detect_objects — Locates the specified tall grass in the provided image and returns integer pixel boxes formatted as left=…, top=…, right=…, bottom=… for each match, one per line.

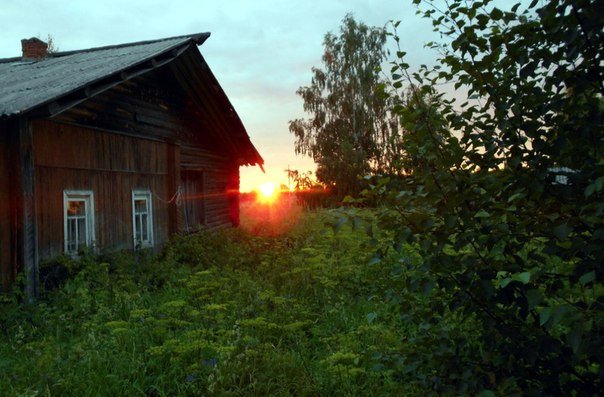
left=0, top=207, right=461, bottom=396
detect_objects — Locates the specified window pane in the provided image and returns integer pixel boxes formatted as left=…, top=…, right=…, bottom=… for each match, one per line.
left=142, top=214, right=148, bottom=241
left=135, top=199, right=146, bottom=214
left=68, top=200, right=85, bottom=216
left=132, top=192, right=152, bottom=248
left=135, top=215, right=142, bottom=242
left=77, top=217, right=87, bottom=248
left=65, top=192, right=93, bottom=254
left=68, top=218, right=77, bottom=252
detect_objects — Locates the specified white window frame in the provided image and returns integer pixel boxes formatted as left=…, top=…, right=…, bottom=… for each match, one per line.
left=132, top=189, right=154, bottom=249
left=63, top=190, right=95, bottom=254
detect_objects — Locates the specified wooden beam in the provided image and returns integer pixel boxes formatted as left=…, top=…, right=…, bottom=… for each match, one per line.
left=0, top=121, right=11, bottom=293
left=10, top=119, right=38, bottom=300
left=166, top=141, right=181, bottom=235
left=45, top=47, right=188, bottom=118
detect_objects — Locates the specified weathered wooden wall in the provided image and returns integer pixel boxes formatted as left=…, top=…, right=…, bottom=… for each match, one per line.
left=0, top=119, right=39, bottom=296
left=1, top=54, right=252, bottom=293
left=55, top=69, right=238, bottom=231
left=43, top=67, right=238, bottom=248
left=33, top=120, right=173, bottom=258
left=1, top=65, right=242, bottom=276
left=0, top=121, right=12, bottom=291
left=55, top=68, right=219, bottom=153
left=181, top=145, right=238, bottom=228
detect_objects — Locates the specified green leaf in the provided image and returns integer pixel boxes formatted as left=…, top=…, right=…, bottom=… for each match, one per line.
left=585, top=183, right=596, bottom=198
left=368, top=256, right=382, bottom=266
left=499, top=277, right=512, bottom=288
left=579, top=271, right=595, bottom=286
left=474, top=210, right=490, bottom=218
left=507, top=192, right=523, bottom=202
left=550, top=305, right=572, bottom=329
left=476, top=14, right=489, bottom=28
left=567, top=326, right=581, bottom=354
left=584, top=177, right=604, bottom=197
left=512, top=271, right=531, bottom=284
left=332, top=216, right=347, bottom=233
left=422, top=279, right=436, bottom=295
left=526, top=289, right=543, bottom=310
left=553, top=223, right=572, bottom=240
left=539, top=307, right=551, bottom=326
left=490, top=8, right=503, bottom=20
left=444, top=215, right=457, bottom=228
left=366, top=312, right=378, bottom=324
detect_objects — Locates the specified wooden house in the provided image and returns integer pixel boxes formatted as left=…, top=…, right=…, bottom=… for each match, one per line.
left=0, top=34, right=263, bottom=296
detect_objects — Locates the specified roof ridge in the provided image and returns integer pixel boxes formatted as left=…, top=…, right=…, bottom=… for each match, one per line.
left=0, top=56, right=24, bottom=64
left=50, top=32, right=210, bottom=58
left=0, top=32, right=210, bottom=62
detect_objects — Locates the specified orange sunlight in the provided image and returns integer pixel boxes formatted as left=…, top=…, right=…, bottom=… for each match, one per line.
left=257, top=182, right=277, bottom=203
left=240, top=186, right=302, bottom=237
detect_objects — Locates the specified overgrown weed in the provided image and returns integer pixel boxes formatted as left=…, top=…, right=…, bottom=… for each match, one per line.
left=0, top=209, right=453, bottom=396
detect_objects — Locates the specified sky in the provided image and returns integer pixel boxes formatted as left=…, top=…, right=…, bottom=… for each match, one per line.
left=0, top=0, right=441, bottom=192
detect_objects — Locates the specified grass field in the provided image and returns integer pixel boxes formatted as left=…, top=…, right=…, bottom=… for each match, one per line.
left=0, top=201, right=473, bottom=396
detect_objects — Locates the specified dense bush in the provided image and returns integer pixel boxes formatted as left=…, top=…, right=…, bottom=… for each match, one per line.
left=350, top=0, right=603, bottom=395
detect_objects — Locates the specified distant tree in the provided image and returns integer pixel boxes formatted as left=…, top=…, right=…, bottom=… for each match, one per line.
left=289, top=14, right=401, bottom=197
left=36, top=34, right=59, bottom=54
left=46, top=34, right=59, bottom=54
left=284, top=168, right=319, bottom=191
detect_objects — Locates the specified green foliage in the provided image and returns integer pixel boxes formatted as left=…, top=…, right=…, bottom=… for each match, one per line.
left=283, top=169, right=333, bottom=209
left=0, top=210, right=452, bottom=396
left=356, top=0, right=603, bottom=394
left=289, top=14, right=404, bottom=197
left=284, top=168, right=317, bottom=191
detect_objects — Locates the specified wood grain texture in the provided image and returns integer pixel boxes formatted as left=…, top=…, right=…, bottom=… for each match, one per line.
left=0, top=41, right=260, bottom=294
left=33, top=120, right=173, bottom=259
left=0, top=121, right=12, bottom=292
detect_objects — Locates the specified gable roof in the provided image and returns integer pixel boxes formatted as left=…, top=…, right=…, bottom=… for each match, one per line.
left=0, top=33, right=210, bottom=117
left=0, top=33, right=263, bottom=167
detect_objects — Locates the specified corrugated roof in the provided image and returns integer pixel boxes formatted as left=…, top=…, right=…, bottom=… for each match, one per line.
left=0, top=33, right=209, bottom=117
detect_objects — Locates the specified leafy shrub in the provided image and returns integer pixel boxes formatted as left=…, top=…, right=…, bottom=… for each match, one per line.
left=353, top=0, right=603, bottom=395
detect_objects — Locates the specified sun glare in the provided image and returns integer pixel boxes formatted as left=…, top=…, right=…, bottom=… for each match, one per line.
left=258, top=182, right=277, bottom=202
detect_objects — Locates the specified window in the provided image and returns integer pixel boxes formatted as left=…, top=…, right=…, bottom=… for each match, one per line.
left=181, top=170, right=205, bottom=232
left=64, top=190, right=95, bottom=254
left=132, top=190, right=153, bottom=248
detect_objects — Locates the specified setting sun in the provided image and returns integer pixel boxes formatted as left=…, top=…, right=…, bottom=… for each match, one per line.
left=258, top=182, right=277, bottom=202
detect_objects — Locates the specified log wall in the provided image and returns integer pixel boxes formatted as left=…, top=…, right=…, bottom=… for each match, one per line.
left=33, top=120, right=173, bottom=258
left=32, top=68, right=239, bottom=260
left=0, top=122, right=12, bottom=291
left=2, top=65, right=242, bottom=280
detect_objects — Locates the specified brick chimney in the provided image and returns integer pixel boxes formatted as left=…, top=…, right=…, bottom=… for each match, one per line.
left=21, top=37, right=48, bottom=60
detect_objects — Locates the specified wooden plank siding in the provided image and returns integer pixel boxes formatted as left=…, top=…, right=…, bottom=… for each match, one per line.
left=0, top=120, right=40, bottom=297
left=17, top=119, right=38, bottom=300
left=0, top=121, right=12, bottom=292
left=55, top=68, right=221, bottom=155
left=32, top=120, right=173, bottom=258
left=1, top=38, right=261, bottom=296
left=28, top=67, right=240, bottom=262
left=181, top=145, right=239, bottom=228
left=70, top=68, right=240, bottom=231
